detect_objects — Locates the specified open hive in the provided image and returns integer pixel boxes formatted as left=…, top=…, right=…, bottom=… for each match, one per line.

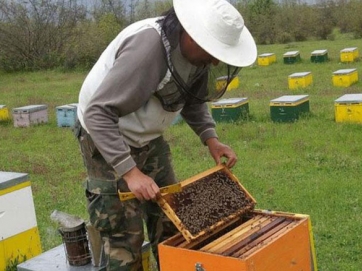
left=158, top=165, right=317, bottom=271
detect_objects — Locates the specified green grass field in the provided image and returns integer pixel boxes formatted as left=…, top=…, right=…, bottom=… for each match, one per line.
left=1, top=37, right=362, bottom=270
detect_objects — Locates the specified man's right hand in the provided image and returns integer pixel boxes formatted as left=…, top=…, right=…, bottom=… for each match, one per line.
left=122, top=167, right=160, bottom=201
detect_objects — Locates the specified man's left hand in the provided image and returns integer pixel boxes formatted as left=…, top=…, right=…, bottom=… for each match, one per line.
left=205, top=137, right=237, bottom=168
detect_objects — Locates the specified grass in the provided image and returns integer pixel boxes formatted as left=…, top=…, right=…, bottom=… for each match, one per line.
left=1, top=37, right=362, bottom=270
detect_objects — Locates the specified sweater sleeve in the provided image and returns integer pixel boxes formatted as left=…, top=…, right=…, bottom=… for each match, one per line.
left=83, top=28, right=168, bottom=177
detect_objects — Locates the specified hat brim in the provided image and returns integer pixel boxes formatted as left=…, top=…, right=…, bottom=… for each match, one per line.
left=174, top=0, right=257, bottom=67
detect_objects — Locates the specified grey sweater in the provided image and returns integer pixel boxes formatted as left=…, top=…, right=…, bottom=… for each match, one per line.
left=78, top=17, right=217, bottom=177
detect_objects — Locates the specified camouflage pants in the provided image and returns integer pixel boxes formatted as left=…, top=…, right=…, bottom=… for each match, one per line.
left=75, top=122, right=178, bottom=271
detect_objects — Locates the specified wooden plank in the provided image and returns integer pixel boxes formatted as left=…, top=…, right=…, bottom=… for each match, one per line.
left=243, top=219, right=312, bottom=271
left=238, top=220, right=298, bottom=259
left=209, top=216, right=275, bottom=254
left=232, top=219, right=292, bottom=257
left=200, top=215, right=263, bottom=251
left=222, top=217, right=286, bottom=256
left=178, top=216, right=242, bottom=250
left=163, top=233, right=186, bottom=247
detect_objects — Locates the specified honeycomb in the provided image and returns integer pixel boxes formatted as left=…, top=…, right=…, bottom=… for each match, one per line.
left=163, top=170, right=255, bottom=236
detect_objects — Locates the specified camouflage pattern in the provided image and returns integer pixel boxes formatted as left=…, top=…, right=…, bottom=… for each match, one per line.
left=75, top=121, right=178, bottom=271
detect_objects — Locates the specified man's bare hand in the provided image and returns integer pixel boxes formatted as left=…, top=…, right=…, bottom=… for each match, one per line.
left=206, top=137, right=237, bottom=168
left=122, top=167, right=159, bottom=201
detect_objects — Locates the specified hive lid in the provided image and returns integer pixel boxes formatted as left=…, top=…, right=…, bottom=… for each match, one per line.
left=289, top=71, right=311, bottom=78
left=335, top=94, right=362, bottom=103
left=270, top=95, right=309, bottom=104
left=311, top=49, right=327, bottom=55
left=12, top=104, right=48, bottom=113
left=259, top=53, right=274, bottom=57
left=340, top=47, right=358, bottom=52
left=283, top=51, right=299, bottom=57
left=157, top=165, right=256, bottom=242
left=333, top=68, right=357, bottom=75
left=56, top=105, right=77, bottom=110
left=0, top=171, right=29, bottom=191
left=211, top=97, right=248, bottom=107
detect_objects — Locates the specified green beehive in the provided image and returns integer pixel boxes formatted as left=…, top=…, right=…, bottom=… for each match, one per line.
left=211, top=97, right=249, bottom=122
left=310, top=49, right=328, bottom=63
left=283, top=51, right=301, bottom=64
left=270, top=95, right=310, bottom=122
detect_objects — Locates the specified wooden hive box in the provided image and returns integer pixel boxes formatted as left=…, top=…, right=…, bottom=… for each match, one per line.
left=0, top=172, right=42, bottom=270
left=340, top=47, right=359, bottom=63
left=310, top=49, right=328, bottom=63
left=0, top=105, right=10, bottom=122
left=283, top=51, right=301, bottom=64
left=56, top=103, right=78, bottom=127
left=270, top=95, right=310, bottom=123
left=288, top=72, right=313, bottom=89
left=334, top=94, right=362, bottom=123
left=12, top=104, right=48, bottom=127
left=211, top=98, right=249, bottom=123
left=215, top=76, right=239, bottom=92
left=158, top=165, right=317, bottom=271
left=257, top=53, right=276, bottom=66
left=332, top=68, right=358, bottom=87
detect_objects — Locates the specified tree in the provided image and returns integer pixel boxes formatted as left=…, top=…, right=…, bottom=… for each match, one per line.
left=244, top=0, right=279, bottom=44
left=0, top=0, right=86, bottom=71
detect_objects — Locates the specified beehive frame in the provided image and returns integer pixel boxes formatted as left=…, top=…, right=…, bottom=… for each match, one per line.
left=157, top=165, right=256, bottom=242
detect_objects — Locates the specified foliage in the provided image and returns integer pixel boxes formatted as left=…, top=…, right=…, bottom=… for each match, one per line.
left=0, top=0, right=87, bottom=71
left=1, top=0, right=362, bottom=72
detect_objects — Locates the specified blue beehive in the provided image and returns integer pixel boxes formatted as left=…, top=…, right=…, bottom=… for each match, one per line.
left=56, top=104, right=78, bottom=127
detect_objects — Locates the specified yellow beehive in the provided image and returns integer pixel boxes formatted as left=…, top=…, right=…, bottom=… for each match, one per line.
left=335, top=94, right=362, bottom=123
left=288, top=72, right=313, bottom=89
left=0, top=105, right=10, bottom=121
left=340, top=47, right=359, bottom=62
left=332, top=68, right=358, bottom=87
left=215, top=76, right=239, bottom=92
left=0, top=172, right=42, bottom=270
left=257, top=53, right=276, bottom=66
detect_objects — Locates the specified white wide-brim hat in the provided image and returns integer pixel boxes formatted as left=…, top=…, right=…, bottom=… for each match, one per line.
left=173, top=0, right=257, bottom=67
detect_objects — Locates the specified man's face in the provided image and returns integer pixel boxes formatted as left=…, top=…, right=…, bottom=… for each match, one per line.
left=180, top=31, right=220, bottom=67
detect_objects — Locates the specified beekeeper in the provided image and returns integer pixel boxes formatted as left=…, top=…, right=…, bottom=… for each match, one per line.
left=75, top=0, right=257, bottom=270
